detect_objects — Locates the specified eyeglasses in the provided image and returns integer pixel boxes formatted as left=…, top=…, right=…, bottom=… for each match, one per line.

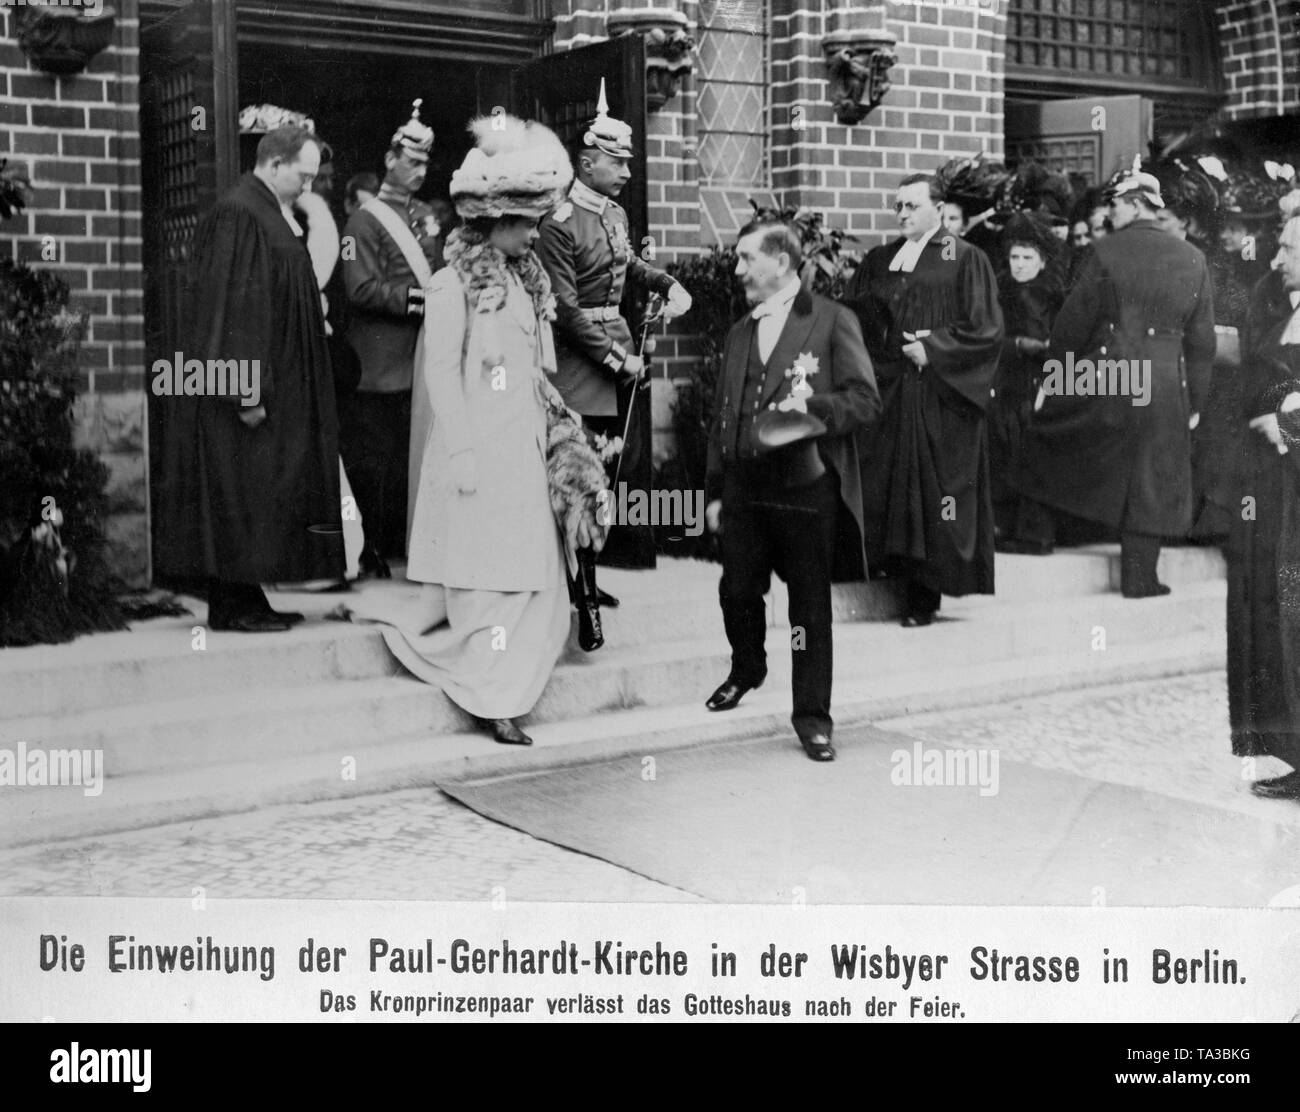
left=894, top=201, right=929, bottom=214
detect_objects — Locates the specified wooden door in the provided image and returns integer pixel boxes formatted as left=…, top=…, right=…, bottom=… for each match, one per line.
left=141, top=0, right=239, bottom=562
left=514, top=36, right=658, bottom=568
left=1005, top=95, right=1154, bottom=186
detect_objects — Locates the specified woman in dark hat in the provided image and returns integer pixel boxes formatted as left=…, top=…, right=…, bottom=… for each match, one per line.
left=989, top=212, right=1065, bottom=542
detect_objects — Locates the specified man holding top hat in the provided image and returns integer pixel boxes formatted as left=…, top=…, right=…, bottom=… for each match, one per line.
left=703, top=218, right=880, bottom=763
left=1011, top=159, right=1216, bottom=597
left=536, top=81, right=692, bottom=644
left=342, top=100, right=445, bottom=578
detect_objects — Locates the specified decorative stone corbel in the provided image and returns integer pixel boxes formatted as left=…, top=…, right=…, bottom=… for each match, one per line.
left=15, top=3, right=118, bottom=77
left=821, top=6, right=897, bottom=126
left=606, top=7, right=696, bottom=113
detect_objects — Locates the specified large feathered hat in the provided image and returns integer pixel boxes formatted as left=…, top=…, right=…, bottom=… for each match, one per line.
left=449, top=114, right=573, bottom=220
left=933, top=151, right=1010, bottom=216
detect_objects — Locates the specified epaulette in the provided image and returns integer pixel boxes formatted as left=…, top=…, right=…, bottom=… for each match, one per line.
left=552, top=201, right=573, bottom=223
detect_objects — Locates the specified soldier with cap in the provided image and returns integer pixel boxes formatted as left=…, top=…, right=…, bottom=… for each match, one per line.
left=1010, top=160, right=1217, bottom=597
left=536, top=82, right=692, bottom=631
left=341, top=99, right=445, bottom=578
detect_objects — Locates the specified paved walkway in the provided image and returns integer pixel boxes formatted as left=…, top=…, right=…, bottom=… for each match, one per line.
left=0, top=672, right=1294, bottom=902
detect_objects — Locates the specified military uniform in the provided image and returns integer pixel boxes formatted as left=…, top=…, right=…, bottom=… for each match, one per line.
left=537, top=177, right=675, bottom=418
left=339, top=103, right=443, bottom=566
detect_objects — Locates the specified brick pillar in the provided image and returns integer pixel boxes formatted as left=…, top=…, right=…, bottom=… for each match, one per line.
left=1, top=0, right=148, bottom=586
left=771, top=0, right=1005, bottom=251
left=1216, top=0, right=1300, bottom=119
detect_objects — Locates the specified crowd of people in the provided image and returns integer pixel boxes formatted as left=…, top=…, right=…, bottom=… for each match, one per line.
left=150, top=93, right=1300, bottom=790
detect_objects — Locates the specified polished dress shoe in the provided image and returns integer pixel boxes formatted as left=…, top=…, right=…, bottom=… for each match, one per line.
left=799, top=734, right=836, bottom=762
left=481, top=717, right=533, bottom=746
left=705, top=679, right=756, bottom=712
left=264, top=608, right=305, bottom=625
left=595, top=587, right=620, bottom=609
left=209, top=612, right=293, bottom=633
left=1250, top=770, right=1300, bottom=799
left=900, top=612, right=935, bottom=628
left=1121, top=582, right=1171, bottom=599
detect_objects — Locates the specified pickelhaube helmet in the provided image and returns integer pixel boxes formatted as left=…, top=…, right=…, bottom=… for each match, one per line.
left=391, top=99, right=434, bottom=158
left=582, top=79, right=634, bottom=160
left=1104, top=155, right=1165, bottom=209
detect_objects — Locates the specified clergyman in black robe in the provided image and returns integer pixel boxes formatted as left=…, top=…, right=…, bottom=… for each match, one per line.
left=844, top=173, right=1003, bottom=626
left=1228, top=214, right=1300, bottom=800
left=154, top=127, right=343, bottom=631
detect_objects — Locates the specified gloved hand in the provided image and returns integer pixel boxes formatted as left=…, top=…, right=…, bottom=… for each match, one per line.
left=663, top=281, right=692, bottom=321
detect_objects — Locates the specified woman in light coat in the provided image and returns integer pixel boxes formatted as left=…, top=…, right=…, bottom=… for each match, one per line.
left=345, top=115, right=605, bottom=745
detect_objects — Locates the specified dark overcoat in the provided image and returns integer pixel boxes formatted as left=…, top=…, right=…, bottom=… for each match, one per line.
left=706, top=288, right=881, bottom=581
left=1227, top=270, right=1300, bottom=769
left=1017, top=219, right=1216, bottom=535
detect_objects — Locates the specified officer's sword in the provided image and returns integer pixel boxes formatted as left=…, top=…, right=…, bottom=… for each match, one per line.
left=611, top=292, right=666, bottom=492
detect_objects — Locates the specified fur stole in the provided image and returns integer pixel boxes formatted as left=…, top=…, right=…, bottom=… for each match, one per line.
left=444, top=225, right=557, bottom=322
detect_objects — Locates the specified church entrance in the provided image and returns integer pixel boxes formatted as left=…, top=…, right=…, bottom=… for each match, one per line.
left=140, top=0, right=659, bottom=570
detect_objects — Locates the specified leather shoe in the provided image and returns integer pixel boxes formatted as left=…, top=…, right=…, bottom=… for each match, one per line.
left=265, top=609, right=305, bottom=625
left=210, top=613, right=293, bottom=633
left=482, top=717, right=533, bottom=746
left=595, top=587, right=620, bottom=609
left=799, top=734, right=836, bottom=762
left=1250, top=770, right=1300, bottom=799
left=901, top=612, right=935, bottom=628
left=706, top=679, right=756, bottom=712
left=1122, top=583, right=1172, bottom=599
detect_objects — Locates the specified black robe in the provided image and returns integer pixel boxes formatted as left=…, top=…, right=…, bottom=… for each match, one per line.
left=1228, top=272, right=1300, bottom=769
left=844, top=233, right=1003, bottom=596
left=154, top=174, right=343, bottom=584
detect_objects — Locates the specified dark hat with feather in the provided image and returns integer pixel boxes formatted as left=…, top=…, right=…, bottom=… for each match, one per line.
left=933, top=151, right=1011, bottom=217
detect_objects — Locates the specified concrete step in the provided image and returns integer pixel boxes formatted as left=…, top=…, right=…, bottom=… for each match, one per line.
left=0, top=630, right=1225, bottom=849
left=0, top=547, right=1222, bottom=722
left=0, top=581, right=1225, bottom=780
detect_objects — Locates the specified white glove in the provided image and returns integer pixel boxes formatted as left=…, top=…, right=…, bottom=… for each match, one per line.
left=663, top=282, right=692, bottom=320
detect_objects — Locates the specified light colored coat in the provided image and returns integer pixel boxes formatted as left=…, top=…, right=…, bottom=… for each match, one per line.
left=406, top=266, right=562, bottom=591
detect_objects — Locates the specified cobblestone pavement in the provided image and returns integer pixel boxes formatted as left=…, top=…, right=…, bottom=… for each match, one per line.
left=877, top=670, right=1300, bottom=828
left=0, top=671, right=1294, bottom=901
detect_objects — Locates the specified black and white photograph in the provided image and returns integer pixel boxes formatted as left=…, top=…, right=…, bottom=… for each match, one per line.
left=2, top=0, right=1300, bottom=1041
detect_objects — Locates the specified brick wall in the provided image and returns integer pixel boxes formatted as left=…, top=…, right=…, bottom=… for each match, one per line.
left=770, top=0, right=1005, bottom=247
left=1215, top=0, right=1300, bottom=119
left=0, top=0, right=148, bottom=586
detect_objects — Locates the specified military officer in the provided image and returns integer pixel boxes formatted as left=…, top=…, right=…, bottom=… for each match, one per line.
left=536, top=82, right=691, bottom=625
left=341, top=100, right=445, bottom=578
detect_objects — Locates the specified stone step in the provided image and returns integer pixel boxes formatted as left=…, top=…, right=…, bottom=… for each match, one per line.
left=0, top=631, right=1226, bottom=849
left=0, top=547, right=1223, bottom=722
left=0, top=581, right=1225, bottom=781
